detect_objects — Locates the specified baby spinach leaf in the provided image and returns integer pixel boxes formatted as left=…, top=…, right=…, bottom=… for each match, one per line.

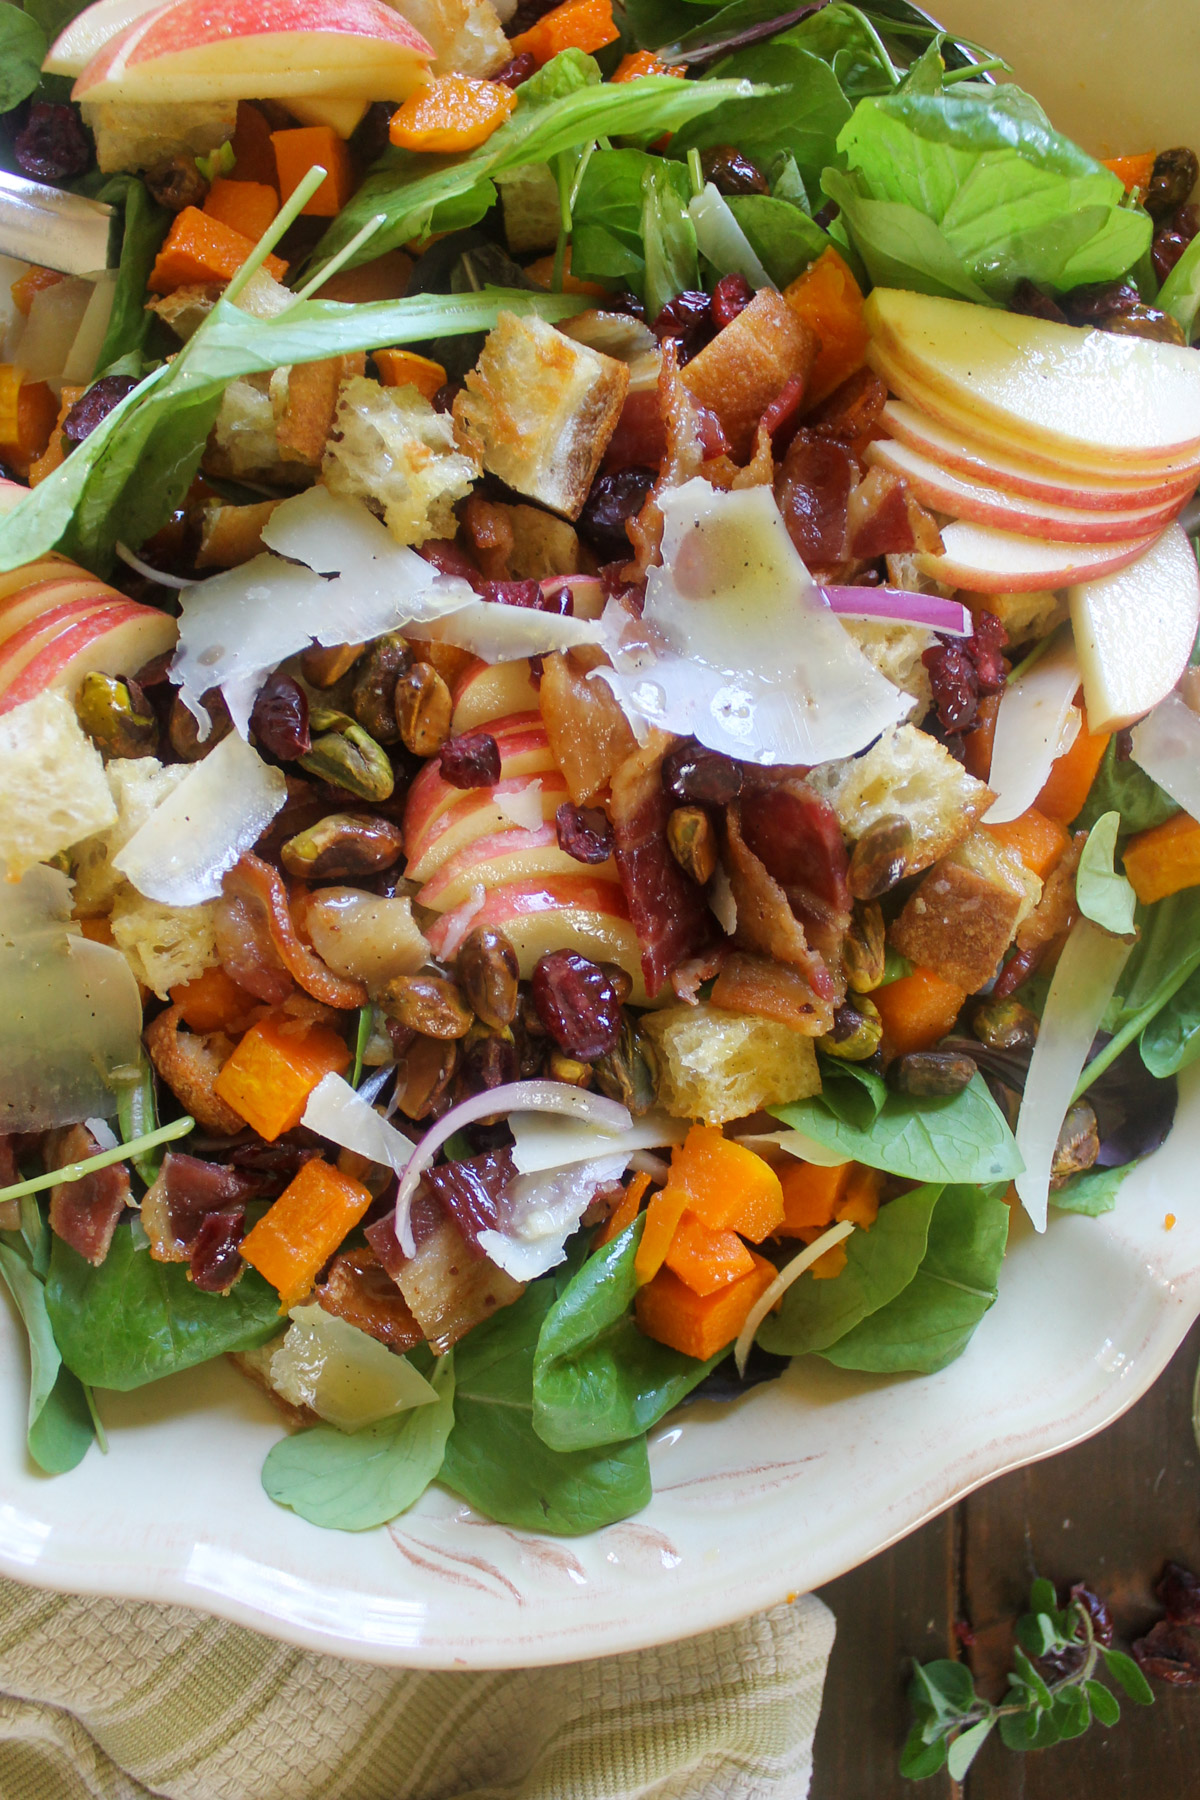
left=1141, top=963, right=1200, bottom=1077
left=821, top=165, right=986, bottom=300
left=26, top=1368, right=95, bottom=1475
left=46, top=1224, right=281, bottom=1390
left=262, top=1353, right=455, bottom=1531
left=93, top=177, right=171, bottom=375
left=1076, top=737, right=1178, bottom=836
left=439, top=1282, right=651, bottom=1534
left=771, top=1074, right=1022, bottom=1183
left=533, top=1218, right=720, bottom=1451
left=784, top=4, right=899, bottom=100
left=1115, top=889, right=1200, bottom=1032
left=756, top=1182, right=943, bottom=1355
left=727, top=193, right=832, bottom=284
left=0, top=5, right=48, bottom=113
left=0, top=1239, right=94, bottom=1473
left=674, top=43, right=851, bottom=197
left=1050, top=1163, right=1131, bottom=1216
left=1158, top=229, right=1200, bottom=340
left=571, top=148, right=665, bottom=290
left=642, top=160, right=700, bottom=318
left=821, top=1182, right=1010, bottom=1373
left=1076, top=811, right=1137, bottom=937
left=815, top=1056, right=888, bottom=1128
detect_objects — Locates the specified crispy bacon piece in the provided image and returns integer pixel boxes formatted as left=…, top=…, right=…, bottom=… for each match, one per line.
left=144, top=1004, right=245, bottom=1135
left=141, top=1151, right=259, bottom=1261
left=461, top=493, right=515, bottom=581
left=774, top=433, right=855, bottom=565
left=670, top=943, right=728, bottom=1004
left=423, top=1146, right=514, bottom=1252
left=45, top=1124, right=130, bottom=1266
left=538, top=648, right=638, bottom=805
left=189, top=1209, right=246, bottom=1293
left=221, top=854, right=367, bottom=1009
left=603, top=386, right=729, bottom=474
left=722, top=805, right=840, bottom=1015
left=315, top=1245, right=423, bottom=1350
left=393, top=1211, right=523, bottom=1353
left=609, top=732, right=717, bottom=997
left=846, top=466, right=943, bottom=562
left=710, top=950, right=832, bottom=1033
left=737, top=780, right=851, bottom=968
left=807, top=367, right=888, bottom=443
left=625, top=341, right=710, bottom=579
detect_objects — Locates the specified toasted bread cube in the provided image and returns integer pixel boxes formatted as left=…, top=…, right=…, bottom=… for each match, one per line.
left=388, top=0, right=509, bottom=75
left=325, top=376, right=482, bottom=544
left=681, top=290, right=816, bottom=458
left=196, top=498, right=283, bottom=569
left=806, top=724, right=994, bottom=876
left=277, top=354, right=366, bottom=467
left=840, top=619, right=934, bottom=719
left=110, top=890, right=219, bottom=998
left=642, top=1002, right=821, bottom=1126
left=453, top=312, right=629, bottom=520
left=889, top=831, right=1042, bottom=992
left=72, top=757, right=190, bottom=914
left=82, top=99, right=235, bottom=175
left=0, top=690, right=116, bottom=878
left=963, top=588, right=1067, bottom=642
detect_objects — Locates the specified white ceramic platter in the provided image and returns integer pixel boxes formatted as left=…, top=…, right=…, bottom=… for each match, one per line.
left=2, top=1065, right=1197, bottom=1668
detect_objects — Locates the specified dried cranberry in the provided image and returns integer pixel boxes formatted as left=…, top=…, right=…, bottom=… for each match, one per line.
left=1132, top=1619, right=1200, bottom=1685
left=557, top=800, right=613, bottom=864
left=416, top=535, right=482, bottom=586
left=1063, top=280, right=1142, bottom=325
left=923, top=640, right=979, bottom=733
left=650, top=289, right=715, bottom=364
left=579, top=467, right=656, bottom=559
left=532, top=950, right=622, bottom=1060
left=189, top=1208, right=245, bottom=1292
left=1115, top=726, right=1134, bottom=761
left=700, top=145, right=769, bottom=197
left=458, top=1031, right=520, bottom=1097
left=711, top=272, right=753, bottom=330
left=250, top=672, right=311, bottom=759
left=431, top=382, right=460, bottom=415
left=662, top=739, right=743, bottom=806
left=145, top=154, right=207, bottom=213
left=439, top=731, right=500, bottom=788
left=969, top=610, right=1008, bottom=693
left=1152, top=203, right=1200, bottom=283
left=13, top=103, right=90, bottom=184
left=493, top=50, right=536, bottom=87
left=1071, top=1584, right=1114, bottom=1646
left=506, top=0, right=559, bottom=33
left=1158, top=1562, right=1200, bottom=1625
left=604, top=290, right=646, bottom=320
left=63, top=376, right=140, bottom=445
left=811, top=201, right=839, bottom=231
left=1008, top=279, right=1068, bottom=323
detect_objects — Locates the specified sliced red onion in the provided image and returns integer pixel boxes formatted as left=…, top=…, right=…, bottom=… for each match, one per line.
left=733, top=1220, right=856, bottom=1375
left=541, top=574, right=605, bottom=620
left=1131, top=688, right=1200, bottom=818
left=821, top=586, right=972, bottom=636
left=392, top=1081, right=632, bottom=1256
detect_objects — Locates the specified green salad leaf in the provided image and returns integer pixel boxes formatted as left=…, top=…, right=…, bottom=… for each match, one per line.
left=1075, top=889, right=1200, bottom=1096
left=571, top=148, right=667, bottom=292
left=46, top=1224, right=281, bottom=1390
left=1049, top=1164, right=1132, bottom=1216
left=93, top=176, right=170, bottom=375
left=0, top=1235, right=94, bottom=1473
left=1075, top=811, right=1137, bottom=937
left=673, top=42, right=852, bottom=197
left=0, top=4, right=49, bottom=113
left=771, top=1073, right=1022, bottom=1183
left=1158, top=229, right=1200, bottom=341
left=642, top=159, right=700, bottom=317
left=1140, top=963, right=1200, bottom=1077
left=262, top=1351, right=455, bottom=1531
left=821, top=1183, right=1010, bottom=1373
left=727, top=193, right=834, bottom=284
left=756, top=1182, right=943, bottom=1355
left=533, top=1217, right=721, bottom=1452
left=1075, top=737, right=1179, bottom=835
left=439, top=1282, right=651, bottom=1534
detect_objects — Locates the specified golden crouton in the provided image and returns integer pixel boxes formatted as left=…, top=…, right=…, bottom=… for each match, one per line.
left=806, top=724, right=994, bottom=876
left=196, top=499, right=283, bottom=569
left=681, top=290, right=816, bottom=458
left=277, top=354, right=366, bottom=466
left=889, top=831, right=1042, bottom=992
left=642, top=1002, right=822, bottom=1125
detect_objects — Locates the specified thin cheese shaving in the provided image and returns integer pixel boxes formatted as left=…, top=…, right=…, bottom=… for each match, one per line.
left=733, top=1219, right=857, bottom=1375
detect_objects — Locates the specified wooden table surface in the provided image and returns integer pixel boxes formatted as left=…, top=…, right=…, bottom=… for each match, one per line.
left=811, top=1315, right=1200, bottom=1798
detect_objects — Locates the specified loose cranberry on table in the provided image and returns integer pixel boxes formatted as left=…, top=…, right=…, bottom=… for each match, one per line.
left=532, top=950, right=622, bottom=1060
left=439, top=731, right=500, bottom=788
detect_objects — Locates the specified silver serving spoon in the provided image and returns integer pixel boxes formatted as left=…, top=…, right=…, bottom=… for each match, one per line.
left=0, top=169, right=113, bottom=275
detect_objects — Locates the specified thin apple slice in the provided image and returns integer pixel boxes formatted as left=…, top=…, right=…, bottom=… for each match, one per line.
left=403, top=724, right=556, bottom=852
left=44, top=0, right=161, bottom=75
left=287, top=93, right=368, bottom=138
left=417, top=823, right=616, bottom=911
left=0, top=574, right=125, bottom=646
left=407, top=774, right=568, bottom=883
left=915, top=522, right=1159, bottom=593
left=0, top=559, right=81, bottom=607
left=0, top=602, right=177, bottom=713
left=450, top=657, right=540, bottom=733
left=425, top=874, right=649, bottom=1006
left=1069, top=526, right=1200, bottom=732
left=880, top=400, right=1200, bottom=511
left=866, top=288, right=1200, bottom=467
left=73, top=0, right=434, bottom=105
left=865, top=437, right=1184, bottom=543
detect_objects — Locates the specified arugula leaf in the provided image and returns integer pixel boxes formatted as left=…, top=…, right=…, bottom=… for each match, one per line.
left=642, top=160, right=700, bottom=317
left=1076, top=736, right=1179, bottom=835
left=0, top=5, right=48, bottom=112
left=1140, top=963, right=1200, bottom=1077
left=727, top=193, right=833, bottom=284
left=756, top=1182, right=943, bottom=1355
left=1158, top=229, right=1200, bottom=340
left=0, top=1239, right=94, bottom=1473
left=439, top=1282, right=651, bottom=1533
left=571, top=148, right=665, bottom=291
left=262, top=1352, right=455, bottom=1531
left=673, top=43, right=852, bottom=197
left=533, top=1217, right=720, bottom=1451
left=1075, top=811, right=1137, bottom=937
left=307, top=53, right=761, bottom=275
left=1049, top=1163, right=1132, bottom=1216
left=831, top=85, right=1150, bottom=301
left=46, top=1223, right=281, bottom=1390
left=93, top=177, right=171, bottom=375
left=771, top=1073, right=1022, bottom=1183
left=821, top=1182, right=1010, bottom=1373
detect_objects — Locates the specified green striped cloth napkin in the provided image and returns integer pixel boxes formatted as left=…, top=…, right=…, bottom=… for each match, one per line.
left=0, top=1575, right=834, bottom=1800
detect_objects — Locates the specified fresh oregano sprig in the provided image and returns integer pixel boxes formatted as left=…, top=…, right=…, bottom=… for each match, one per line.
left=901, top=1578, right=1154, bottom=1781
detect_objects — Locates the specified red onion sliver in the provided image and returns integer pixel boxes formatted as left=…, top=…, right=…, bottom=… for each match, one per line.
left=541, top=574, right=606, bottom=620
left=821, top=586, right=972, bottom=637
left=392, top=1081, right=632, bottom=1256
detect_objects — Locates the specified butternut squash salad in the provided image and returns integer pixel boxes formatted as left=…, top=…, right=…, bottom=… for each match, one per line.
left=1, top=0, right=1199, bottom=1533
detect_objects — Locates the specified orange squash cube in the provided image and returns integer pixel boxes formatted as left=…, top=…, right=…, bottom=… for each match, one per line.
left=632, top=1183, right=689, bottom=1285
left=782, top=248, right=869, bottom=407
left=1123, top=811, right=1200, bottom=905
left=664, top=1211, right=755, bottom=1297
left=240, top=1157, right=373, bottom=1309
left=213, top=1016, right=351, bottom=1141
left=871, top=967, right=966, bottom=1057
left=666, top=1124, right=785, bottom=1241
left=374, top=348, right=447, bottom=400
left=389, top=75, right=517, bottom=155
left=270, top=126, right=354, bottom=217
left=778, top=1160, right=850, bottom=1235
left=983, top=806, right=1070, bottom=880
left=169, top=965, right=256, bottom=1033
left=635, top=1252, right=777, bottom=1361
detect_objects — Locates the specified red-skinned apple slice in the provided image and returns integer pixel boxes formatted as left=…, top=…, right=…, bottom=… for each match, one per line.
left=45, top=0, right=161, bottom=75
left=72, top=0, right=434, bottom=106
left=450, top=657, right=540, bottom=734
left=865, top=436, right=1185, bottom=543
left=0, top=559, right=82, bottom=608
left=403, top=724, right=556, bottom=853
left=416, top=823, right=617, bottom=912
left=0, top=574, right=128, bottom=645
left=406, top=775, right=567, bottom=883
left=880, top=400, right=1200, bottom=511
left=1069, top=525, right=1200, bottom=732
left=914, top=522, right=1159, bottom=593
left=865, top=289, right=1200, bottom=468
left=425, top=875, right=649, bottom=1006
left=0, top=602, right=177, bottom=713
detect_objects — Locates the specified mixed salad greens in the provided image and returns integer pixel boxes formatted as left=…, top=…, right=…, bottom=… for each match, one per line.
left=0, top=0, right=1199, bottom=1538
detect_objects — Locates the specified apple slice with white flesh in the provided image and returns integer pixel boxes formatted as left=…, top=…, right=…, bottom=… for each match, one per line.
left=865, top=436, right=1185, bottom=543
left=450, top=657, right=540, bottom=733
left=915, top=522, right=1159, bottom=594
left=44, top=0, right=161, bottom=75
left=865, top=289, right=1200, bottom=470
left=406, top=774, right=568, bottom=884
left=880, top=400, right=1200, bottom=511
left=416, top=823, right=617, bottom=912
left=425, top=875, right=649, bottom=1007
left=71, top=0, right=434, bottom=106
left=0, top=573, right=128, bottom=644
left=0, top=600, right=177, bottom=714
left=1069, top=525, right=1200, bottom=733
left=403, top=721, right=557, bottom=855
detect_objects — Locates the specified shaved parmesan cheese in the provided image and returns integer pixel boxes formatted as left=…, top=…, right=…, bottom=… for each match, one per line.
left=709, top=862, right=737, bottom=935
left=602, top=481, right=909, bottom=764
left=113, top=733, right=287, bottom=906
left=478, top=1153, right=629, bottom=1281
left=733, top=1128, right=850, bottom=1167
left=270, top=1304, right=436, bottom=1429
left=408, top=600, right=606, bottom=664
left=1131, top=689, right=1200, bottom=819
left=985, top=634, right=1082, bottom=824
left=733, top=1220, right=856, bottom=1374
left=0, top=864, right=142, bottom=1131
left=172, top=488, right=474, bottom=733
left=509, top=1106, right=687, bottom=1176
left=494, top=783, right=546, bottom=831
left=303, top=1073, right=415, bottom=1177
left=688, top=184, right=774, bottom=290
